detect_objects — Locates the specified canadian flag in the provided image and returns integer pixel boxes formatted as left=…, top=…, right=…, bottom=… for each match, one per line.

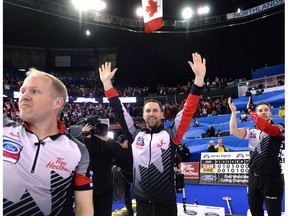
left=142, top=0, right=163, bottom=33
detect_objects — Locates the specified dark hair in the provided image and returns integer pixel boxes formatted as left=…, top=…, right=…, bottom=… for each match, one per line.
left=143, top=99, right=162, bottom=110
left=255, top=102, right=271, bottom=111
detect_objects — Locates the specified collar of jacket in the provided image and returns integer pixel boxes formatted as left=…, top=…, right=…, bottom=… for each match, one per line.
left=141, top=124, right=164, bottom=134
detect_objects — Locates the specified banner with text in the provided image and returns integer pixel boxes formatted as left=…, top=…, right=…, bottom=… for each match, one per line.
left=179, top=162, right=199, bottom=179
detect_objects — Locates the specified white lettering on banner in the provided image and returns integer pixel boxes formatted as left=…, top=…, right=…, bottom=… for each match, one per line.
left=226, top=0, right=284, bottom=20
left=180, top=162, right=200, bottom=179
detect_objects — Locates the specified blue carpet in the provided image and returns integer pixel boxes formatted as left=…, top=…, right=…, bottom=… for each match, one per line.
left=112, top=184, right=285, bottom=215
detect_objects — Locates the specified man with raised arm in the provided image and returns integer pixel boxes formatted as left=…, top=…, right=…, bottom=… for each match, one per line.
left=228, top=97, right=284, bottom=216
left=99, top=52, right=206, bottom=216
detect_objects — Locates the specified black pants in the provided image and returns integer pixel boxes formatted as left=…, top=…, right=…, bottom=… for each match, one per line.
left=248, top=173, right=283, bottom=216
left=93, top=191, right=113, bottom=216
left=124, top=182, right=133, bottom=214
left=136, top=200, right=177, bottom=216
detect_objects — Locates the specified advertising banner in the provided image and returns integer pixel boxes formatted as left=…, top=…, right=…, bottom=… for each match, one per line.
left=177, top=203, right=225, bottom=216
left=179, top=162, right=199, bottom=179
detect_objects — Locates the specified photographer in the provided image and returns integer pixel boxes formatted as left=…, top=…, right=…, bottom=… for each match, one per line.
left=112, top=134, right=134, bottom=216
left=81, top=120, right=128, bottom=216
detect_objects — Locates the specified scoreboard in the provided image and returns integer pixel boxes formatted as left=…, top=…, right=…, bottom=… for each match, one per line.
left=199, top=151, right=285, bottom=185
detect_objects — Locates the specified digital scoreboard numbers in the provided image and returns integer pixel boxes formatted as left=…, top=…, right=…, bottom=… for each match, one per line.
left=215, top=158, right=249, bottom=174
left=199, top=151, right=285, bottom=185
left=200, top=152, right=251, bottom=185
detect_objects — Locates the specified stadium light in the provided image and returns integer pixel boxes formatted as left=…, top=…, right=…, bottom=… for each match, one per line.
left=197, top=6, right=210, bottom=15
left=136, top=7, right=144, bottom=17
left=72, top=0, right=106, bottom=11
left=86, top=30, right=91, bottom=36
left=182, top=7, right=193, bottom=19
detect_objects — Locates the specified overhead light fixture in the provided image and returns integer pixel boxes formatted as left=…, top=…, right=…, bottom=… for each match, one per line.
left=182, top=7, right=193, bottom=19
left=72, top=0, right=106, bottom=12
left=136, top=7, right=144, bottom=17
left=197, top=6, right=210, bottom=15
left=86, top=30, right=91, bottom=36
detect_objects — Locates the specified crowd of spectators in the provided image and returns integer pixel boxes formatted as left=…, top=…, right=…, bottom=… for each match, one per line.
left=4, top=72, right=244, bottom=96
left=3, top=72, right=245, bottom=129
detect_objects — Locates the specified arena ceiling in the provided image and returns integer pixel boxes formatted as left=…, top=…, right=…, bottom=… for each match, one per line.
left=3, top=0, right=284, bottom=88
left=3, top=0, right=282, bottom=48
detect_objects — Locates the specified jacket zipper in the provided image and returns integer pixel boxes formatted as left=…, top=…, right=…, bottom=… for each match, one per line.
left=148, top=133, right=153, bottom=199
left=31, top=141, right=45, bottom=173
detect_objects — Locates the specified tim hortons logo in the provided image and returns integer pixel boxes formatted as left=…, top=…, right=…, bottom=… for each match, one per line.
left=181, top=164, right=198, bottom=176
left=46, top=157, right=71, bottom=173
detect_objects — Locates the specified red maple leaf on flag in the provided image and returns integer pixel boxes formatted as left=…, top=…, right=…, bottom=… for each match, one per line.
left=145, top=0, right=158, bottom=17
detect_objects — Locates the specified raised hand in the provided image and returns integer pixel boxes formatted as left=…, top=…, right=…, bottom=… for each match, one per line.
left=188, top=52, right=206, bottom=87
left=228, top=97, right=237, bottom=113
left=99, top=62, right=118, bottom=84
left=99, top=62, right=118, bottom=90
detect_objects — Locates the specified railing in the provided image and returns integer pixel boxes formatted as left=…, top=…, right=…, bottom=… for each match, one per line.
left=238, top=74, right=284, bottom=96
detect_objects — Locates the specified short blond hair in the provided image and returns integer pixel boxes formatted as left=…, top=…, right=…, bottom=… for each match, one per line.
left=26, top=68, right=68, bottom=111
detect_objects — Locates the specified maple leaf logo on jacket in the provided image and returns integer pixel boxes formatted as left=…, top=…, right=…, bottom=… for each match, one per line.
left=145, top=0, right=158, bottom=17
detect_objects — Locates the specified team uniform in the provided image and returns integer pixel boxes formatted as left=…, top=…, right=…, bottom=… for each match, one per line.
left=243, top=111, right=285, bottom=216
left=3, top=120, right=93, bottom=216
left=105, top=85, right=202, bottom=215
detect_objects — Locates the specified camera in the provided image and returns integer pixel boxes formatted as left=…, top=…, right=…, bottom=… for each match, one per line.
left=69, top=116, right=109, bottom=138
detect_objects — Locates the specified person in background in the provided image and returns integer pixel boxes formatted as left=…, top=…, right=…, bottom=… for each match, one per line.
left=278, top=105, right=285, bottom=118
left=207, top=140, right=216, bottom=152
left=206, top=125, right=216, bottom=137
left=181, top=144, right=191, bottom=162
left=81, top=121, right=128, bottom=216
left=215, top=138, right=229, bottom=152
left=215, top=130, right=222, bottom=137
left=114, top=134, right=134, bottom=216
left=3, top=68, right=93, bottom=216
left=228, top=97, right=284, bottom=216
left=99, top=52, right=206, bottom=216
left=240, top=110, right=248, bottom=122
left=193, top=118, right=199, bottom=127
left=246, top=89, right=252, bottom=96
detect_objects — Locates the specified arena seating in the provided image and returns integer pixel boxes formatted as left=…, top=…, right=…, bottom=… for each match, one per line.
left=164, top=89, right=285, bottom=162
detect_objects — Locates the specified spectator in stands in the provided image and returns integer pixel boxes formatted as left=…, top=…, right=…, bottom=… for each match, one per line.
left=193, top=118, right=199, bottom=127
left=207, top=140, right=216, bottom=152
left=215, top=138, right=229, bottom=152
left=277, top=80, right=284, bottom=86
left=201, top=106, right=208, bottom=117
left=278, top=105, right=285, bottom=118
left=240, top=110, right=248, bottom=122
left=228, top=97, right=284, bottom=216
left=215, top=130, right=222, bottom=137
left=256, top=88, right=264, bottom=95
left=245, top=89, right=252, bottom=96
left=181, top=144, right=191, bottom=162
left=99, top=52, right=206, bottom=216
left=206, top=126, right=216, bottom=137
